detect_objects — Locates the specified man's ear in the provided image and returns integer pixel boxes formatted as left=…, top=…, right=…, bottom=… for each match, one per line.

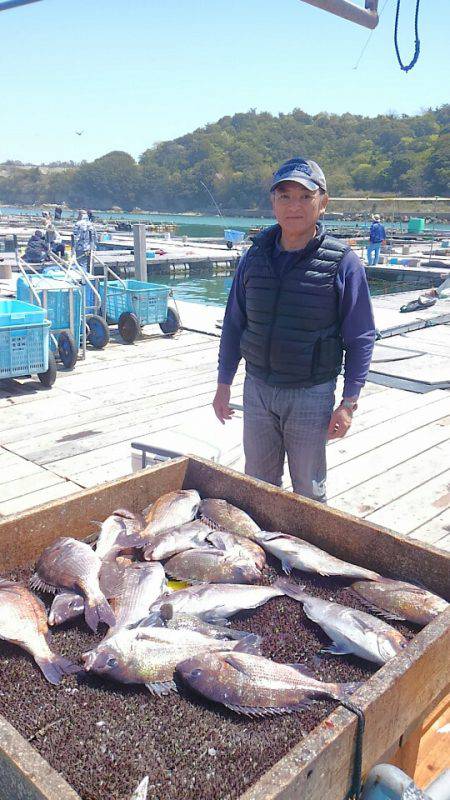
left=319, top=192, right=329, bottom=216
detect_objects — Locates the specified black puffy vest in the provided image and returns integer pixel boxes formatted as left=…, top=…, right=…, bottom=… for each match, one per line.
left=240, top=224, right=349, bottom=388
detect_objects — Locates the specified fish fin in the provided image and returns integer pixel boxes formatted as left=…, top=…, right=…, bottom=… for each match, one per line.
left=35, top=654, right=81, bottom=685
left=84, top=598, right=115, bottom=633
left=222, top=655, right=251, bottom=674
left=281, top=558, right=293, bottom=575
left=98, top=557, right=128, bottom=599
left=351, top=593, right=407, bottom=622
left=29, top=574, right=58, bottom=594
left=130, top=775, right=149, bottom=800
left=145, top=680, right=177, bottom=697
left=232, top=633, right=261, bottom=654
left=224, top=700, right=311, bottom=717
left=222, top=626, right=251, bottom=641
left=273, top=578, right=308, bottom=602
left=286, top=663, right=316, bottom=678
left=320, top=643, right=352, bottom=656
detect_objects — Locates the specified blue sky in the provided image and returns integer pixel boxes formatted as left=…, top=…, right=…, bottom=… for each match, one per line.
left=1, top=0, right=448, bottom=163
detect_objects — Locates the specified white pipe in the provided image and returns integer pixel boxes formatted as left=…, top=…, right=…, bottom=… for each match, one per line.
left=298, top=0, right=378, bottom=29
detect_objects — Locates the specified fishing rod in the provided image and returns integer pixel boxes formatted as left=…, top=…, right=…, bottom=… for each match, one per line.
left=200, top=180, right=224, bottom=219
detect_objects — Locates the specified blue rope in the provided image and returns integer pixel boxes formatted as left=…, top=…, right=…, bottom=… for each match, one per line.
left=394, top=0, right=421, bottom=72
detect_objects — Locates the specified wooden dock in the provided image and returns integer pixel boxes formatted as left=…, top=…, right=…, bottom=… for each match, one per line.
left=0, top=293, right=449, bottom=555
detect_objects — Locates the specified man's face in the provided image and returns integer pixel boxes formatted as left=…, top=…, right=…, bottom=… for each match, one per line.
left=271, top=181, right=328, bottom=237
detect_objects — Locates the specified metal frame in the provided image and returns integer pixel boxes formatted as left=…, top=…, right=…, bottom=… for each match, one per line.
left=298, top=0, right=379, bottom=29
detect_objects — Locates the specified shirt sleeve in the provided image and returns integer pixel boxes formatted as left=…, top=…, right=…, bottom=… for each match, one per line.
left=217, top=252, right=248, bottom=385
left=336, top=250, right=376, bottom=399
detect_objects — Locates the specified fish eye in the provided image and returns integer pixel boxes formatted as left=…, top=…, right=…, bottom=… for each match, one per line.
left=190, top=669, right=202, bottom=679
left=106, top=657, right=118, bottom=668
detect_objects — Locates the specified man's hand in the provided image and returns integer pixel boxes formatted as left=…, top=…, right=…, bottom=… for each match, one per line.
left=327, top=404, right=353, bottom=440
left=213, top=383, right=235, bottom=425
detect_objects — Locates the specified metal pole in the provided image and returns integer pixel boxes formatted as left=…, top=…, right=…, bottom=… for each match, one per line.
left=133, top=224, right=147, bottom=282
left=298, top=0, right=378, bottom=29
left=428, top=197, right=438, bottom=262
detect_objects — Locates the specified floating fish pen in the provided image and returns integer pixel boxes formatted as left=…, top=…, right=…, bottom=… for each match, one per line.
left=0, top=457, right=448, bottom=800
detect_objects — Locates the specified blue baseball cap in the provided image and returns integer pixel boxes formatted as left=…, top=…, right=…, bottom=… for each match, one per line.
left=271, top=158, right=327, bottom=193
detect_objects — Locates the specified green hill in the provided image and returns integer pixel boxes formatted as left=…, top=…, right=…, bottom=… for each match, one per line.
left=1, top=106, right=448, bottom=212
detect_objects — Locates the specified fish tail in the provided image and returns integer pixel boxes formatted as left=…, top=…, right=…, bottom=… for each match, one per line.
left=274, top=577, right=309, bottom=603
left=233, top=633, right=261, bottom=654
left=84, top=596, right=116, bottom=633
left=334, top=681, right=363, bottom=701
left=35, top=653, right=80, bottom=685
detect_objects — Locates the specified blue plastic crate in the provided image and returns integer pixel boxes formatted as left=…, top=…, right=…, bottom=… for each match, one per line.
left=105, top=280, right=168, bottom=325
left=0, top=323, right=51, bottom=378
left=224, top=229, right=245, bottom=244
left=0, top=299, right=46, bottom=328
left=16, top=275, right=83, bottom=348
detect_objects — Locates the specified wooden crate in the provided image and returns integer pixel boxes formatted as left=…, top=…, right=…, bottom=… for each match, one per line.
left=0, top=456, right=448, bottom=800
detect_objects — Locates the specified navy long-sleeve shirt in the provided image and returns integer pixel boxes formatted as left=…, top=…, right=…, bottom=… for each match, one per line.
left=218, top=232, right=376, bottom=399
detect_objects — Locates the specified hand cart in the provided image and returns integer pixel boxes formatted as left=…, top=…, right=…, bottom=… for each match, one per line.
left=0, top=298, right=56, bottom=387
left=15, top=254, right=82, bottom=370
left=92, top=252, right=181, bottom=344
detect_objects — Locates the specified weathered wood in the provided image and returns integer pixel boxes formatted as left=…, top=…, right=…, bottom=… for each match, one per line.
left=367, top=469, right=450, bottom=534
left=329, top=432, right=450, bottom=509
left=0, top=714, right=79, bottom=800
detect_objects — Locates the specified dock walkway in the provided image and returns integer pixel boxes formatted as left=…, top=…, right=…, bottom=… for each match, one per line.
left=0, top=292, right=449, bottom=553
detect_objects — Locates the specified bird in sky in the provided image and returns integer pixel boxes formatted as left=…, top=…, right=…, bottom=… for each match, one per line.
left=75, top=130, right=84, bottom=136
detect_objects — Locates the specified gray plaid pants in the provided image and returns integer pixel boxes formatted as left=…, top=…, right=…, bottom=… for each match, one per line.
left=243, top=374, right=336, bottom=502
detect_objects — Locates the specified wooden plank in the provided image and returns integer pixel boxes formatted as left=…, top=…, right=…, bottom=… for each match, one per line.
left=72, top=457, right=132, bottom=488
left=328, top=432, right=450, bottom=511
left=366, top=469, right=450, bottom=535
left=327, top=397, right=450, bottom=468
left=433, top=532, right=450, bottom=553
left=414, top=698, right=450, bottom=788
left=0, top=472, right=65, bottom=505
left=0, top=481, right=82, bottom=518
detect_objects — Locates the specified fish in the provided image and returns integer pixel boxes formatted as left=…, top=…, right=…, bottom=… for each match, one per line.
left=82, top=624, right=259, bottom=695
left=199, top=498, right=261, bottom=540
left=149, top=602, right=250, bottom=641
left=351, top=578, right=449, bottom=626
left=94, top=509, right=145, bottom=560
left=30, top=537, right=116, bottom=633
left=207, top=530, right=266, bottom=571
left=0, top=580, right=79, bottom=684
left=141, top=490, right=201, bottom=540
left=143, top=520, right=212, bottom=561
left=163, top=547, right=262, bottom=584
left=253, top=532, right=380, bottom=581
left=147, top=582, right=285, bottom=623
left=177, top=650, right=361, bottom=717
left=48, top=591, right=85, bottom=626
left=277, top=579, right=407, bottom=665
left=107, top=562, right=167, bottom=634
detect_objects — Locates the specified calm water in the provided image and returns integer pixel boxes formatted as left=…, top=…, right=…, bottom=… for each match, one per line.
left=1, top=205, right=449, bottom=239
left=149, top=273, right=435, bottom=307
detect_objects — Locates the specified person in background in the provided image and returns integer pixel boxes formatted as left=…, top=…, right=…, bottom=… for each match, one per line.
left=73, top=210, right=98, bottom=270
left=424, top=273, right=450, bottom=300
left=87, top=209, right=95, bottom=222
left=45, top=220, right=65, bottom=259
left=23, top=230, right=49, bottom=264
left=54, top=206, right=63, bottom=222
left=213, top=157, right=376, bottom=503
left=367, top=214, right=386, bottom=266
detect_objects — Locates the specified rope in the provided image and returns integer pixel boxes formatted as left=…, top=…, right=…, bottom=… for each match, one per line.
left=394, top=0, right=421, bottom=72
left=339, top=699, right=366, bottom=799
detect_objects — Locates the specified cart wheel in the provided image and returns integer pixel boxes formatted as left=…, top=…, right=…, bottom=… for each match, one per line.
left=226, top=241, right=233, bottom=249
left=58, top=331, right=78, bottom=369
left=159, top=307, right=181, bottom=337
left=87, top=314, right=110, bottom=349
left=118, top=311, right=140, bottom=343
left=38, top=352, right=57, bottom=387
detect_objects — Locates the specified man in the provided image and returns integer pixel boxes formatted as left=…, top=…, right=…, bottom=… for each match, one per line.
left=367, top=214, right=386, bottom=266
left=23, top=229, right=49, bottom=264
left=213, top=157, right=376, bottom=502
left=73, top=210, right=98, bottom=270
